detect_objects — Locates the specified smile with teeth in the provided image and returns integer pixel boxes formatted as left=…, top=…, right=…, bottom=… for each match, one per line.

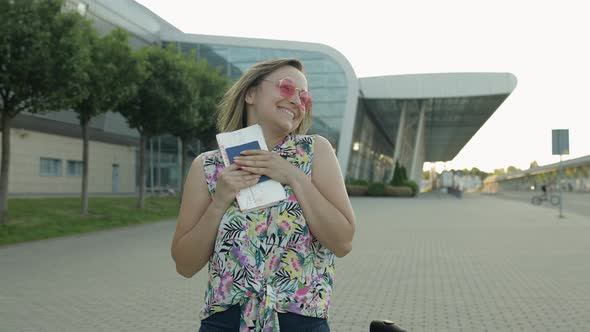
left=278, top=106, right=295, bottom=119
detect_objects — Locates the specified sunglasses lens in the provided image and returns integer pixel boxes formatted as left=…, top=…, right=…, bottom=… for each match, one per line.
left=277, top=78, right=312, bottom=112
left=300, top=91, right=312, bottom=112
left=279, top=79, right=296, bottom=98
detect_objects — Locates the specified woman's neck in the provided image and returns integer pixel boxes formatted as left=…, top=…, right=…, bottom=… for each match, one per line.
left=262, top=128, right=289, bottom=150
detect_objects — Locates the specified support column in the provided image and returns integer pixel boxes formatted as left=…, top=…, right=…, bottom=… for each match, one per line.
left=390, top=103, right=407, bottom=181
left=410, top=102, right=426, bottom=182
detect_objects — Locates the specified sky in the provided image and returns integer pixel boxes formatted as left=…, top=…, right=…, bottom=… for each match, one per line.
left=136, top=0, right=589, bottom=173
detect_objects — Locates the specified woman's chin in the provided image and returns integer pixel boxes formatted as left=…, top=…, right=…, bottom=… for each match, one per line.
left=270, top=118, right=296, bottom=133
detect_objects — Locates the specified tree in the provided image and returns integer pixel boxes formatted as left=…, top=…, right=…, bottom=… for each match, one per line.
left=0, top=0, right=92, bottom=224
left=167, top=58, right=228, bottom=199
left=466, top=167, right=489, bottom=180
left=399, top=165, right=408, bottom=181
left=71, top=28, right=138, bottom=215
left=493, top=168, right=506, bottom=176
left=117, top=45, right=196, bottom=209
left=390, top=162, right=408, bottom=186
left=529, top=160, right=539, bottom=169
left=506, top=166, right=521, bottom=174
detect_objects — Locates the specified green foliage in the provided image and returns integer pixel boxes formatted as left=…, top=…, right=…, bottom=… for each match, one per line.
left=117, top=44, right=196, bottom=137
left=167, top=57, right=229, bottom=149
left=390, top=162, right=408, bottom=186
left=400, top=166, right=407, bottom=181
left=1, top=0, right=102, bottom=223
left=506, top=166, right=521, bottom=174
left=493, top=168, right=506, bottom=175
left=348, top=179, right=369, bottom=186
left=0, top=197, right=180, bottom=246
left=402, top=180, right=419, bottom=197
left=72, top=28, right=139, bottom=123
left=0, top=0, right=92, bottom=116
left=368, top=182, right=386, bottom=196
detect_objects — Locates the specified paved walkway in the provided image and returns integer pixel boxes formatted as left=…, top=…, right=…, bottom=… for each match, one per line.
left=1, top=194, right=589, bottom=331
left=490, top=190, right=590, bottom=218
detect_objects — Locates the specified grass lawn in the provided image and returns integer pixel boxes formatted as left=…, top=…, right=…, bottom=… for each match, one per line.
left=0, top=196, right=180, bottom=246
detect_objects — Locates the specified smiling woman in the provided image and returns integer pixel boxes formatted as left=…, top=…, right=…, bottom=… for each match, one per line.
left=171, top=58, right=356, bottom=332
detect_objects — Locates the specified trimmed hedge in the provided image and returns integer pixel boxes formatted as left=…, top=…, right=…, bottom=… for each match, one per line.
left=384, top=185, right=413, bottom=197
left=345, top=179, right=416, bottom=197
left=349, top=179, right=369, bottom=186
left=402, top=180, right=419, bottom=197
left=346, top=184, right=369, bottom=196
left=368, top=182, right=386, bottom=196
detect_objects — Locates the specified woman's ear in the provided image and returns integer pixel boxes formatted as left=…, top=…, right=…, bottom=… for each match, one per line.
left=245, top=86, right=256, bottom=105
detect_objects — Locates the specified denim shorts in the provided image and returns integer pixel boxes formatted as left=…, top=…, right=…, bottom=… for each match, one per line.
left=199, top=305, right=330, bottom=332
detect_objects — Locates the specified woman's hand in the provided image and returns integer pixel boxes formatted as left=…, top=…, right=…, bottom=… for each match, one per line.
left=213, top=163, right=261, bottom=210
left=233, top=150, right=304, bottom=186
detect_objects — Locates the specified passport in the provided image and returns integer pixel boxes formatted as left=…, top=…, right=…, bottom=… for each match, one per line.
left=225, top=141, right=270, bottom=183
left=216, top=124, right=287, bottom=212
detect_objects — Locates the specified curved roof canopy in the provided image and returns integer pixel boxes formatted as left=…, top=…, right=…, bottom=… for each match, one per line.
left=359, top=73, right=517, bottom=161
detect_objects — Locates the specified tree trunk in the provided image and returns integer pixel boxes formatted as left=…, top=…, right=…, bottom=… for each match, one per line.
left=0, top=113, right=12, bottom=225
left=80, top=119, right=89, bottom=215
left=137, top=134, right=147, bottom=209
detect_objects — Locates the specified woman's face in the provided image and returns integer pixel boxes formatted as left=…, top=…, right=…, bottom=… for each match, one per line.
left=246, top=66, right=309, bottom=134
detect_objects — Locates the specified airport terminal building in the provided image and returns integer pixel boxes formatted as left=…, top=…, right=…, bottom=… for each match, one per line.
left=4, top=0, right=517, bottom=196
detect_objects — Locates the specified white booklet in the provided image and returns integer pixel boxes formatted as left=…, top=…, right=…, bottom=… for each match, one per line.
left=216, top=124, right=287, bottom=212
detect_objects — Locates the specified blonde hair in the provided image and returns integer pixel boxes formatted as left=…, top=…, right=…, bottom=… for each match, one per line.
left=217, top=58, right=312, bottom=134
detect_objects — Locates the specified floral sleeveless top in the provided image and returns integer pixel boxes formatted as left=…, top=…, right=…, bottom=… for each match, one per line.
left=199, top=133, right=335, bottom=332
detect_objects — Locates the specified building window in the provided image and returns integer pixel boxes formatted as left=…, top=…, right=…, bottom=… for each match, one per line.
left=40, top=158, right=62, bottom=177
left=67, top=160, right=84, bottom=177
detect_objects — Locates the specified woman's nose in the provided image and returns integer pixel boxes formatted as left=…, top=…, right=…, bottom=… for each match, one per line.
left=288, top=93, right=302, bottom=108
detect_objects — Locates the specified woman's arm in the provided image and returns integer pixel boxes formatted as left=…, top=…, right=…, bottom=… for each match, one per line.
left=287, top=135, right=356, bottom=257
left=171, top=155, right=224, bottom=278
left=171, top=156, right=261, bottom=278
left=234, top=136, right=356, bottom=257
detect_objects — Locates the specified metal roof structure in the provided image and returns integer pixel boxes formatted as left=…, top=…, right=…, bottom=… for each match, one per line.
left=359, top=73, right=517, bottom=162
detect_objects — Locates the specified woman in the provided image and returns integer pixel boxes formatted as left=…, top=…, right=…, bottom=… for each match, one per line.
left=171, top=58, right=356, bottom=331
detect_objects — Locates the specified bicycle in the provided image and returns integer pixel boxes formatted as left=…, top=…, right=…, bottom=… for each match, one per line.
left=531, top=193, right=560, bottom=206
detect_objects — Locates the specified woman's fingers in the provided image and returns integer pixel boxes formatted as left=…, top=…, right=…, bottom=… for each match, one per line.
left=237, top=166, right=265, bottom=175
left=233, top=174, right=261, bottom=190
left=225, top=169, right=253, bottom=177
left=222, top=163, right=254, bottom=177
left=224, top=163, right=241, bottom=171
left=233, top=159, right=265, bottom=168
left=240, top=174, right=260, bottom=181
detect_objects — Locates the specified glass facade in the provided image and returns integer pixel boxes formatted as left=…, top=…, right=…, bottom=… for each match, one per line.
left=346, top=99, right=395, bottom=183
left=168, top=42, right=348, bottom=148
left=69, top=0, right=356, bottom=192
left=134, top=135, right=183, bottom=191
left=140, top=41, right=351, bottom=190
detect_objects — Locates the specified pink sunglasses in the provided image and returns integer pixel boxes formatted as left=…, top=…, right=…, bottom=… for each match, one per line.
left=263, top=77, right=313, bottom=112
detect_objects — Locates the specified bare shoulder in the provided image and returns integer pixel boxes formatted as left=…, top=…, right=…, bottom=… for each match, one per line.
left=172, top=153, right=212, bottom=250
left=311, top=134, right=338, bottom=168
left=310, top=134, right=356, bottom=225
left=311, top=134, right=342, bottom=184
left=184, top=153, right=211, bottom=199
